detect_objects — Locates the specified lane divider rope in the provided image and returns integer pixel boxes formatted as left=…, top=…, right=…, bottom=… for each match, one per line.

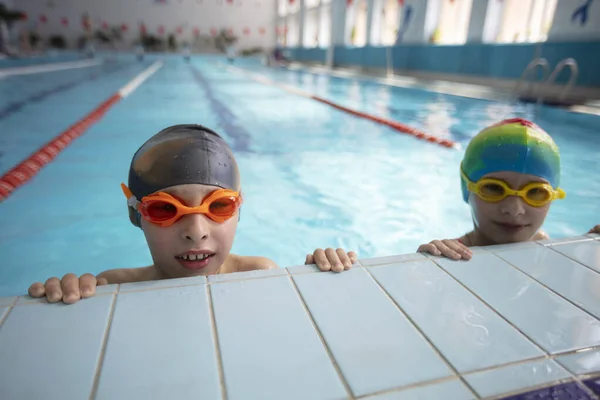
left=0, top=58, right=103, bottom=79
left=0, top=61, right=133, bottom=121
left=226, top=65, right=458, bottom=150
left=0, top=60, right=164, bottom=203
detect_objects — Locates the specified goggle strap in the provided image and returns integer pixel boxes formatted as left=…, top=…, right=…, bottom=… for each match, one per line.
left=121, top=183, right=140, bottom=209
left=127, top=195, right=140, bottom=209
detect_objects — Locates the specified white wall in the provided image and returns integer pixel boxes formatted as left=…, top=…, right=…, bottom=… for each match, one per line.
left=548, top=0, right=600, bottom=41
left=13, top=0, right=276, bottom=50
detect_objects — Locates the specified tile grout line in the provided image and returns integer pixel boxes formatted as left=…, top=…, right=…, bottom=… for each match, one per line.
left=2, top=263, right=427, bottom=302
left=118, top=282, right=207, bottom=294
left=483, top=378, right=593, bottom=400
left=114, top=263, right=414, bottom=293
left=429, top=257, right=552, bottom=360
left=207, top=272, right=291, bottom=285
left=490, top=251, right=600, bottom=321
left=426, top=258, right=600, bottom=398
left=539, top=237, right=595, bottom=246
left=359, top=257, right=429, bottom=268
left=88, top=288, right=119, bottom=400
left=285, top=269, right=356, bottom=399
left=0, top=296, right=18, bottom=329
left=357, top=343, right=600, bottom=400
left=480, top=240, right=545, bottom=253
left=572, top=377, right=600, bottom=399
left=546, top=345, right=600, bottom=400
left=546, top=245, right=600, bottom=276
left=14, top=291, right=118, bottom=306
left=459, top=343, right=600, bottom=377
left=356, top=376, right=463, bottom=399
left=361, top=267, right=481, bottom=399
left=206, top=284, right=228, bottom=400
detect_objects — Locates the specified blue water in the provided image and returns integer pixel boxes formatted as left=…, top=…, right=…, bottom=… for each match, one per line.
left=0, top=53, right=598, bottom=296
left=0, top=51, right=85, bottom=68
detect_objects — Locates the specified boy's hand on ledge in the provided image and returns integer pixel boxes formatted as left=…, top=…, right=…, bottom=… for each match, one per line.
left=588, top=224, right=600, bottom=234
left=305, top=248, right=357, bottom=273
left=28, top=273, right=108, bottom=304
left=418, top=239, right=472, bottom=261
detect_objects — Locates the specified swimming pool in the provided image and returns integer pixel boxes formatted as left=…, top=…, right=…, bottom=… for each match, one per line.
left=0, top=53, right=598, bottom=296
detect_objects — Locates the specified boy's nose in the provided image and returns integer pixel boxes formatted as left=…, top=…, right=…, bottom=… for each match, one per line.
left=499, top=195, right=526, bottom=216
left=179, top=213, right=210, bottom=242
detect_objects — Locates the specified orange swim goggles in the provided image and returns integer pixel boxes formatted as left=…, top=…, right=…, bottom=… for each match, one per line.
left=121, top=183, right=243, bottom=227
left=461, top=170, right=566, bottom=207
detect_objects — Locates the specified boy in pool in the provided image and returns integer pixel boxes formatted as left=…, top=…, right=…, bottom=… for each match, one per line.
left=28, top=125, right=356, bottom=304
left=417, top=118, right=600, bottom=260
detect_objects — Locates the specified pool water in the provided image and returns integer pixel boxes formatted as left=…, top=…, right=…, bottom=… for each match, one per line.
left=0, top=53, right=598, bottom=296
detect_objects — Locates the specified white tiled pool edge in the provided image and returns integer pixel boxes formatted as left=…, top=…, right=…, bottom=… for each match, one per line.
left=0, top=234, right=599, bottom=400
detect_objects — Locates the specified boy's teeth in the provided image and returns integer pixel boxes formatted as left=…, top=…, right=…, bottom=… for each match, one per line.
left=181, top=254, right=211, bottom=261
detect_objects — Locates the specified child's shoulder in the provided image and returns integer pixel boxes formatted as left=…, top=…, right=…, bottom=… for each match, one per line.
left=223, top=254, right=279, bottom=274
left=97, top=265, right=158, bottom=284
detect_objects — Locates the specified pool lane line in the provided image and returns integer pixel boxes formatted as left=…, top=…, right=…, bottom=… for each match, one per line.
left=0, top=61, right=136, bottom=121
left=188, top=64, right=252, bottom=153
left=225, top=65, right=459, bottom=150
left=0, top=60, right=164, bottom=203
left=0, top=58, right=103, bottom=79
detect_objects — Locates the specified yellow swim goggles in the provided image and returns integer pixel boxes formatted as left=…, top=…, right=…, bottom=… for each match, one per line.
left=461, top=169, right=566, bottom=207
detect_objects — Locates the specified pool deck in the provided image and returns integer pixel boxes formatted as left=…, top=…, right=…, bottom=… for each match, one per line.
left=0, top=235, right=599, bottom=400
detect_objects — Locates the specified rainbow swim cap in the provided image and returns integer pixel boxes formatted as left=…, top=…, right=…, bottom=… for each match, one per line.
left=460, top=118, right=561, bottom=203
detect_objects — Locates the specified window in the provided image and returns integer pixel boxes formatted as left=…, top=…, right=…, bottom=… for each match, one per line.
left=278, top=0, right=287, bottom=17
left=276, top=22, right=287, bottom=46
left=381, top=0, right=400, bottom=45
left=286, top=14, right=300, bottom=46
left=497, top=0, right=557, bottom=42
left=346, top=0, right=368, bottom=47
left=288, top=0, right=300, bottom=15
left=303, top=8, right=320, bottom=47
left=435, top=0, right=473, bottom=44
left=319, top=4, right=331, bottom=47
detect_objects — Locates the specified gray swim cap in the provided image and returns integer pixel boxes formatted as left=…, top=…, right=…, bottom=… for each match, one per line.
left=126, top=124, right=240, bottom=227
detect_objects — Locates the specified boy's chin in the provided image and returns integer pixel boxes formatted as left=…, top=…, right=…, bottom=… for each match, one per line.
left=493, top=229, right=535, bottom=244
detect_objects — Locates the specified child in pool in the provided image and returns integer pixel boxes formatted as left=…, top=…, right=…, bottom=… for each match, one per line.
left=28, top=125, right=356, bottom=304
left=417, top=118, right=600, bottom=260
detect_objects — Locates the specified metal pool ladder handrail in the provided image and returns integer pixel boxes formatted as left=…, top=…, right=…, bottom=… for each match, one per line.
left=513, top=57, right=551, bottom=103
left=514, top=58, right=579, bottom=104
left=545, top=58, right=579, bottom=101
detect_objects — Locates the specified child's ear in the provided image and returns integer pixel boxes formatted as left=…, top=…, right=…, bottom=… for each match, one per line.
left=128, top=207, right=142, bottom=228
left=238, top=189, right=243, bottom=221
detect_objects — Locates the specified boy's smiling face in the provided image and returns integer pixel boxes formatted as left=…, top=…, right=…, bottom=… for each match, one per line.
left=140, top=183, right=239, bottom=278
left=469, top=171, right=552, bottom=244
